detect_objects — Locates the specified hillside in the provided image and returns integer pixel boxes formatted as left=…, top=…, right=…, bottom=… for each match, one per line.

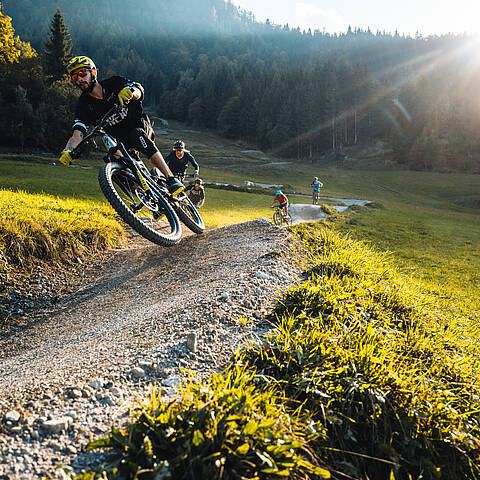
left=3, top=1, right=480, bottom=170
left=0, top=216, right=479, bottom=478
left=0, top=111, right=479, bottom=477
left=2, top=0, right=253, bottom=44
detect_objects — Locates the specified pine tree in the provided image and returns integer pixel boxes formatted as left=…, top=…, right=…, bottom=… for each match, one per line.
left=44, top=8, right=72, bottom=81
left=217, top=96, right=242, bottom=138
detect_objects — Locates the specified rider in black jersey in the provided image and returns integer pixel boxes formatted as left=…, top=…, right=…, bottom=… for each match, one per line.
left=165, top=140, right=199, bottom=181
left=185, top=178, right=205, bottom=208
left=59, top=56, right=184, bottom=195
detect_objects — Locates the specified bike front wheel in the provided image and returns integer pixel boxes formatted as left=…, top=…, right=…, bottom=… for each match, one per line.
left=273, top=210, right=283, bottom=226
left=99, top=162, right=182, bottom=247
left=172, top=193, right=205, bottom=234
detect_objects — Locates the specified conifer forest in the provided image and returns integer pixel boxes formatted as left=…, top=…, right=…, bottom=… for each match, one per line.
left=1, top=0, right=480, bottom=172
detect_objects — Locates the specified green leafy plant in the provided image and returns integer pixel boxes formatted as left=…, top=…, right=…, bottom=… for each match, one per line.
left=77, top=366, right=330, bottom=479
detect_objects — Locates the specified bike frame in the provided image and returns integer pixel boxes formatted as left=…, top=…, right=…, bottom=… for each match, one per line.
left=73, top=105, right=169, bottom=207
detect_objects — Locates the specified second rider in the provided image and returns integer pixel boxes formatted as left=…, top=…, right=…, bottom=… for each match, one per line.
left=165, top=140, right=199, bottom=181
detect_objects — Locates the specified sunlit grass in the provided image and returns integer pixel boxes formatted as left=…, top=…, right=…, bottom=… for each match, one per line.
left=76, top=223, right=480, bottom=480
left=0, top=188, right=125, bottom=277
left=201, top=189, right=306, bottom=228
left=334, top=203, right=480, bottom=315
left=201, top=188, right=272, bottom=227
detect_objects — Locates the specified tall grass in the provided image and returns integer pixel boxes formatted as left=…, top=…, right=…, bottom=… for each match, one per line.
left=76, top=222, right=480, bottom=480
left=258, top=224, right=480, bottom=479
left=0, top=188, right=125, bottom=276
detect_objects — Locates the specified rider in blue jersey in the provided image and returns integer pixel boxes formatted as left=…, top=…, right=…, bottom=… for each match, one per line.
left=311, top=177, right=323, bottom=204
left=311, top=177, right=323, bottom=191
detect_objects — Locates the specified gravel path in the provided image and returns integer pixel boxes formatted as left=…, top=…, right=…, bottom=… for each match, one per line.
left=0, top=219, right=301, bottom=479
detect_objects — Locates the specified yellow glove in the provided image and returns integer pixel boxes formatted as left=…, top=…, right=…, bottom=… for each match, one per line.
left=59, top=149, right=73, bottom=166
left=118, top=87, right=134, bottom=106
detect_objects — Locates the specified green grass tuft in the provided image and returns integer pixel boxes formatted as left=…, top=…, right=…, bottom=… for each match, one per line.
left=76, top=365, right=329, bottom=479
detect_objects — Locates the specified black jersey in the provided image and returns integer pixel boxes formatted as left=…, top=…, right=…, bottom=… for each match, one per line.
left=165, top=150, right=199, bottom=175
left=72, top=76, right=145, bottom=141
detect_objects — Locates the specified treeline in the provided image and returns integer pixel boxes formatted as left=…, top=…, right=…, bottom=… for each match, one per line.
left=158, top=33, right=480, bottom=171
left=2, top=0, right=480, bottom=172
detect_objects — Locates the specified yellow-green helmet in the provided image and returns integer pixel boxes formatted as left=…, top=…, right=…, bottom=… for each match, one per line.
left=66, top=56, right=96, bottom=75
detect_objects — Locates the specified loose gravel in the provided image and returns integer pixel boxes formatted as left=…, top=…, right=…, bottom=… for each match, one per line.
left=0, top=218, right=302, bottom=479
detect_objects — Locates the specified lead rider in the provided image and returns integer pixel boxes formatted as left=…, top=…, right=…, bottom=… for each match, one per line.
left=59, top=56, right=184, bottom=195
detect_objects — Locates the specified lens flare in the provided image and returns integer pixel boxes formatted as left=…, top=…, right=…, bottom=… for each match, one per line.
left=392, top=98, right=412, bottom=122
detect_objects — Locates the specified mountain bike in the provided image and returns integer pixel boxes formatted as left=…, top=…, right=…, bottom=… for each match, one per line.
left=71, top=105, right=182, bottom=247
left=272, top=205, right=292, bottom=226
left=312, top=189, right=320, bottom=205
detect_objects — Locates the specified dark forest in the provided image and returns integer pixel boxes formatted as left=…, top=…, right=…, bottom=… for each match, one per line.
left=1, top=0, right=480, bottom=172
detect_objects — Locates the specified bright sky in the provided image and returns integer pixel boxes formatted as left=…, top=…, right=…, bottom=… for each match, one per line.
left=233, top=0, right=480, bottom=36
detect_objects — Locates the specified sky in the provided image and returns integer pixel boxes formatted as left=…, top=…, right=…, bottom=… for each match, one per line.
left=233, top=0, right=480, bottom=36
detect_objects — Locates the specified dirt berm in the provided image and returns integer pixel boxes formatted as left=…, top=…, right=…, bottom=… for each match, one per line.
left=0, top=218, right=301, bottom=478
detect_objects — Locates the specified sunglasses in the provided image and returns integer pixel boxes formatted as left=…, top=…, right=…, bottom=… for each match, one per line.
left=70, top=68, right=90, bottom=81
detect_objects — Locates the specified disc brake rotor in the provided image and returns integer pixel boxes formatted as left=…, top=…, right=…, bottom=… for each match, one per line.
left=135, top=188, right=159, bottom=211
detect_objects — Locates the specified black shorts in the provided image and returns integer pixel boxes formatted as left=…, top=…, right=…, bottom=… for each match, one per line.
left=123, top=115, right=159, bottom=158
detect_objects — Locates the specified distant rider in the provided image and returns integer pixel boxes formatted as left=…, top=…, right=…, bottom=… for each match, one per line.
left=311, top=176, right=323, bottom=204
left=165, top=140, right=199, bottom=182
left=59, top=56, right=184, bottom=195
left=186, top=178, right=205, bottom=208
left=271, top=190, right=289, bottom=215
left=311, top=176, right=323, bottom=192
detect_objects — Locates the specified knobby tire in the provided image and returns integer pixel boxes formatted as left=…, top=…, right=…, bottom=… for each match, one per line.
left=99, top=162, right=181, bottom=247
left=173, top=194, right=205, bottom=234
left=273, top=210, right=283, bottom=226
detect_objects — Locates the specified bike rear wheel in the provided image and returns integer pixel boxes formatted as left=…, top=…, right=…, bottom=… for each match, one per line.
left=99, top=162, right=182, bottom=247
left=173, top=193, right=205, bottom=234
left=284, top=212, right=293, bottom=225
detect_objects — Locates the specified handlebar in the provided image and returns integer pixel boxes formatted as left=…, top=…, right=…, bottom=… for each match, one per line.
left=72, top=104, right=120, bottom=155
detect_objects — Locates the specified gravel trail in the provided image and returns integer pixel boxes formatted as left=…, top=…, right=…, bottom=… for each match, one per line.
left=0, top=219, right=301, bottom=479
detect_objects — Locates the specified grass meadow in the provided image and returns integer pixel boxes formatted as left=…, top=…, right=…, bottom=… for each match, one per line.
left=1, top=144, right=478, bottom=321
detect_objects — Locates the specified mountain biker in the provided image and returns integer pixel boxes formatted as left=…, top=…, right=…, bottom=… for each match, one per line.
left=165, top=140, right=199, bottom=181
left=311, top=177, right=323, bottom=191
left=311, top=176, right=323, bottom=204
left=186, top=178, right=205, bottom=208
left=59, top=56, right=184, bottom=195
left=271, top=190, right=289, bottom=215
